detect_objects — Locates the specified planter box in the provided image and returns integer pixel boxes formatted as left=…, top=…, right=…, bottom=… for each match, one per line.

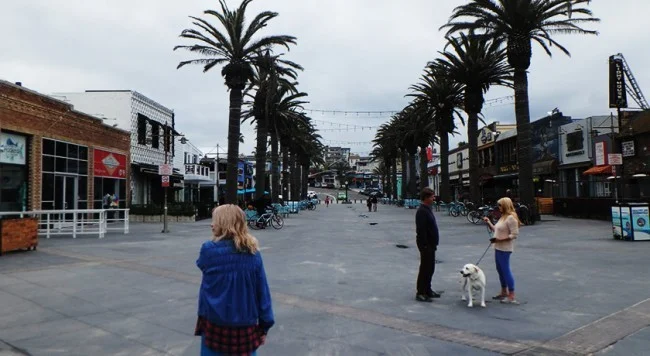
left=130, top=215, right=195, bottom=223
left=0, top=217, right=38, bottom=255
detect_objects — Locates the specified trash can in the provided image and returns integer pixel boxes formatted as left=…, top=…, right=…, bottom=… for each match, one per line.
left=629, top=203, right=650, bottom=241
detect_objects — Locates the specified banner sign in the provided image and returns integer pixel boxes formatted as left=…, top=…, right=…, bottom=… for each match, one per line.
left=621, top=140, right=635, bottom=157
left=609, top=57, right=627, bottom=108
left=93, top=149, right=127, bottom=178
left=0, top=132, right=27, bottom=165
left=595, top=141, right=607, bottom=166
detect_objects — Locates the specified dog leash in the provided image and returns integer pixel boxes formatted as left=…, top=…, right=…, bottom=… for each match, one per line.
left=475, top=225, right=493, bottom=266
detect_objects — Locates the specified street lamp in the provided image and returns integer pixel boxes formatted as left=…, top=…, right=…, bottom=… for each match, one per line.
left=344, top=182, right=349, bottom=203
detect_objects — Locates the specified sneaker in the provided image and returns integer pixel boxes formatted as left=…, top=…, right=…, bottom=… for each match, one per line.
left=492, top=294, right=507, bottom=300
left=428, top=291, right=442, bottom=298
left=500, top=298, right=520, bottom=305
left=415, top=294, right=433, bottom=302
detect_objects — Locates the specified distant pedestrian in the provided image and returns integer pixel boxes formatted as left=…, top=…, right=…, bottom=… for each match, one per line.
left=371, top=195, right=378, bottom=212
left=483, top=197, right=521, bottom=304
left=325, top=196, right=330, bottom=207
left=195, top=205, right=274, bottom=355
left=415, top=187, right=440, bottom=302
left=366, top=197, right=372, bottom=212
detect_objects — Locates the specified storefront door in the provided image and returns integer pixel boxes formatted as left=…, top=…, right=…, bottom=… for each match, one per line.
left=54, top=175, right=78, bottom=214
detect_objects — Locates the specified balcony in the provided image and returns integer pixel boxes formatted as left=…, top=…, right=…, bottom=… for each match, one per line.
left=184, top=164, right=212, bottom=183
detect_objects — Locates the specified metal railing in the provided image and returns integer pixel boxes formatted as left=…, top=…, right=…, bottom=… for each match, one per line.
left=0, top=208, right=130, bottom=239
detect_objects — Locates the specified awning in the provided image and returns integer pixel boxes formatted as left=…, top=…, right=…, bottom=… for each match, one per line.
left=494, top=173, right=518, bottom=179
left=582, top=165, right=613, bottom=175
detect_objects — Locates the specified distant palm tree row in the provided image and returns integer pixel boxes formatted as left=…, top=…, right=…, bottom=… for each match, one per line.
left=373, top=0, right=599, bottom=219
left=174, top=0, right=323, bottom=204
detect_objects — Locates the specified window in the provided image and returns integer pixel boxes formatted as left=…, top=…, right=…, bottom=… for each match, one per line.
left=566, top=131, right=584, bottom=152
left=151, top=122, right=160, bottom=149
left=41, top=138, right=89, bottom=209
left=137, top=114, right=148, bottom=145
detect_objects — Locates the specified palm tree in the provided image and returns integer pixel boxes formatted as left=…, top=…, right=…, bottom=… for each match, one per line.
left=408, top=67, right=465, bottom=202
left=244, top=51, right=302, bottom=201
left=433, top=33, right=512, bottom=204
left=270, top=90, right=309, bottom=201
left=442, top=0, right=599, bottom=216
left=174, top=0, right=297, bottom=203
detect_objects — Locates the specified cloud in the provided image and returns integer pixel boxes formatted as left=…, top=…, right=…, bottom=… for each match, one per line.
left=1, top=0, right=648, bottom=157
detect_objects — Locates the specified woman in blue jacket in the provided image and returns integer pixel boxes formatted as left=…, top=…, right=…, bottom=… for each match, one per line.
left=195, top=204, right=274, bottom=356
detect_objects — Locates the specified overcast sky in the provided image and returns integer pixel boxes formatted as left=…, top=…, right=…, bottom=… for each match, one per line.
left=2, top=1, right=648, bottom=157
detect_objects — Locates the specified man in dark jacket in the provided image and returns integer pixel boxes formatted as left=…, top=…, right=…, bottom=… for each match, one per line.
left=415, top=187, right=440, bottom=302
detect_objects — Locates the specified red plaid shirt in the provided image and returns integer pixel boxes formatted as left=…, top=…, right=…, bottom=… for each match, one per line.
left=195, top=317, right=266, bottom=355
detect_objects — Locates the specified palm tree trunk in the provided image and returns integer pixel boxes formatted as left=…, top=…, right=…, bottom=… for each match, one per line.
left=400, top=150, right=408, bottom=199
left=391, top=157, right=398, bottom=200
left=439, top=133, right=451, bottom=202
left=468, top=112, right=480, bottom=204
left=301, top=163, right=309, bottom=198
left=225, top=87, right=243, bottom=204
left=408, top=151, right=417, bottom=198
left=385, top=161, right=392, bottom=198
left=270, top=128, right=280, bottom=202
left=514, top=68, right=534, bottom=221
left=419, top=146, right=428, bottom=191
left=254, top=115, right=268, bottom=200
left=290, top=152, right=299, bottom=200
left=282, top=146, right=289, bottom=200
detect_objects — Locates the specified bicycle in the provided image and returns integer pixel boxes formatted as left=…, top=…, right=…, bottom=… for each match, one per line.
left=248, top=208, right=284, bottom=230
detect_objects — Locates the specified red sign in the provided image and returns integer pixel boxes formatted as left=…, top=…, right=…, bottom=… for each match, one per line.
left=161, top=175, right=170, bottom=187
left=426, top=146, right=433, bottom=162
left=93, top=149, right=127, bottom=178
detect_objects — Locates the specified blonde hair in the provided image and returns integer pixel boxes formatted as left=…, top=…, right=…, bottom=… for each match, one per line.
left=497, top=197, right=523, bottom=226
left=211, top=204, right=259, bottom=254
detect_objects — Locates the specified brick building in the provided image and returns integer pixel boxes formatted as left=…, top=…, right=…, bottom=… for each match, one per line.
left=0, top=81, right=130, bottom=212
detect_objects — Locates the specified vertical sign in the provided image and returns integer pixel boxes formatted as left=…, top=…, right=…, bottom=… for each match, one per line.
left=595, top=141, right=607, bottom=166
left=161, top=175, right=170, bottom=187
left=609, top=56, right=628, bottom=108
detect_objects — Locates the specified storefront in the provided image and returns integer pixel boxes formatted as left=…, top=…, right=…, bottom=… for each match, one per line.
left=0, top=81, right=130, bottom=212
left=0, top=131, right=29, bottom=212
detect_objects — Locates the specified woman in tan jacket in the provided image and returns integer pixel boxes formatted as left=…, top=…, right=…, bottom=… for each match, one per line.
left=483, top=197, right=521, bottom=304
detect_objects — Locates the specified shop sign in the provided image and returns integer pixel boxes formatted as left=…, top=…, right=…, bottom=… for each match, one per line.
left=608, top=153, right=623, bottom=165
left=609, top=56, right=627, bottom=108
left=94, top=149, right=127, bottom=178
left=621, top=140, right=635, bottom=157
left=595, top=142, right=607, bottom=166
left=0, top=132, right=26, bottom=165
left=161, top=175, right=170, bottom=187
left=499, top=164, right=518, bottom=174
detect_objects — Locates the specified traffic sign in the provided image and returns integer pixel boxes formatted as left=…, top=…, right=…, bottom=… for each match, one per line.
left=161, top=175, right=170, bottom=187
left=608, top=153, right=623, bottom=165
left=158, top=164, right=173, bottom=176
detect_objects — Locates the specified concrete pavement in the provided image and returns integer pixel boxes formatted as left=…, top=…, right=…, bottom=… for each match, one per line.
left=0, top=202, right=649, bottom=355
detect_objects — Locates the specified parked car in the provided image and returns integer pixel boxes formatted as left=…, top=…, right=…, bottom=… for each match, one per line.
left=369, top=191, right=384, bottom=198
left=337, top=191, right=347, bottom=200
left=326, top=183, right=335, bottom=189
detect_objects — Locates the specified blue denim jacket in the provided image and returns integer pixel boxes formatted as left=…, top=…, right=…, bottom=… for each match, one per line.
left=196, top=240, right=274, bottom=332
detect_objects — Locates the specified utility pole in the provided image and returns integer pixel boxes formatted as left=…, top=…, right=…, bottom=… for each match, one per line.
left=216, top=144, right=220, bottom=206
left=162, top=123, right=170, bottom=233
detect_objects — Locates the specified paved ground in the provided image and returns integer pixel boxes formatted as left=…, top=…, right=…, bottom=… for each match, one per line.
left=1, top=202, right=650, bottom=355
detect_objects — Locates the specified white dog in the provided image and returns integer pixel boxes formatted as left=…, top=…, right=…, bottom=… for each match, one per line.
left=460, top=263, right=487, bottom=308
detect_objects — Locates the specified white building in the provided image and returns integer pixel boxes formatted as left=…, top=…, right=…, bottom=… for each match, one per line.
left=53, top=90, right=183, bottom=205
left=174, top=137, right=210, bottom=202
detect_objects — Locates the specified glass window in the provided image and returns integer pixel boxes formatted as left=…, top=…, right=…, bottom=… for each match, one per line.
left=56, top=141, right=67, bottom=157
left=43, top=139, right=55, bottom=155
left=55, top=157, right=66, bottom=172
left=137, top=114, right=148, bottom=145
left=67, top=159, right=78, bottom=174
left=42, top=173, right=55, bottom=201
left=0, top=165, right=27, bottom=212
left=67, top=144, right=79, bottom=159
left=79, top=146, right=88, bottom=161
left=42, top=155, right=54, bottom=172
left=78, top=177, right=87, bottom=202
left=94, top=178, right=103, bottom=202
left=151, top=122, right=160, bottom=149
left=78, top=160, right=88, bottom=175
